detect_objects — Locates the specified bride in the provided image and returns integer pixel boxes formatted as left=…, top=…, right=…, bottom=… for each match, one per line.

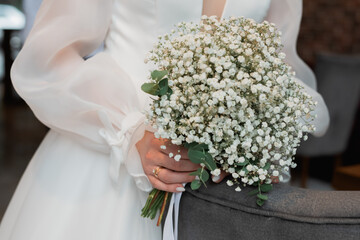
left=0, top=0, right=329, bottom=239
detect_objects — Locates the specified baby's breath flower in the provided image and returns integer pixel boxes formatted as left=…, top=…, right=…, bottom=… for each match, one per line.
left=227, top=180, right=234, bottom=186
left=212, top=168, right=221, bottom=176
left=144, top=16, right=316, bottom=192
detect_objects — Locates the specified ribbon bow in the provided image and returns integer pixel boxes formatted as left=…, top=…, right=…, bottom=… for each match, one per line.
left=98, top=110, right=145, bottom=184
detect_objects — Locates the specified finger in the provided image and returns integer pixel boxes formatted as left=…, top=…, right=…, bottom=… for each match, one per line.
left=161, top=144, right=189, bottom=159
left=145, top=149, right=199, bottom=172
left=153, top=138, right=189, bottom=159
left=156, top=168, right=196, bottom=184
left=159, top=153, right=200, bottom=172
left=150, top=137, right=171, bottom=149
left=148, top=176, right=186, bottom=193
left=212, top=171, right=229, bottom=183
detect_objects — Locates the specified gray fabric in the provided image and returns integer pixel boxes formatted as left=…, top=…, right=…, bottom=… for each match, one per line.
left=298, top=53, right=360, bottom=156
left=178, top=181, right=360, bottom=240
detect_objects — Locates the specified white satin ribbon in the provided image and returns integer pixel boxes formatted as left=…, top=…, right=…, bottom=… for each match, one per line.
left=98, top=110, right=145, bottom=183
left=163, top=190, right=184, bottom=240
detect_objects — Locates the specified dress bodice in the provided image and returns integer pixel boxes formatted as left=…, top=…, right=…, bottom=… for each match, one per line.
left=156, top=0, right=271, bottom=34
left=104, top=0, right=271, bottom=108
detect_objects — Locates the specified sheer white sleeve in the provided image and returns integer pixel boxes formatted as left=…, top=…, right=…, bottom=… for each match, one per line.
left=265, top=0, right=330, bottom=137
left=11, top=0, right=152, bottom=191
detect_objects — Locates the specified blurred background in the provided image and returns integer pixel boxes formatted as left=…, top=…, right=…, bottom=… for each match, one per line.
left=0, top=0, right=359, bottom=221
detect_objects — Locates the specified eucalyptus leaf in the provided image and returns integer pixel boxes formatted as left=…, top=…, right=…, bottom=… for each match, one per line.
left=235, top=159, right=249, bottom=166
left=184, top=142, right=197, bottom=149
left=189, top=168, right=202, bottom=176
left=260, top=184, right=273, bottom=193
left=200, top=170, right=210, bottom=182
left=257, top=194, right=268, bottom=201
left=204, top=152, right=216, bottom=171
left=248, top=189, right=259, bottom=196
left=188, top=149, right=206, bottom=164
left=256, top=198, right=265, bottom=207
left=151, top=70, right=168, bottom=81
left=141, top=83, right=159, bottom=95
left=158, top=78, right=169, bottom=96
left=242, top=167, right=249, bottom=174
left=190, top=180, right=201, bottom=190
left=166, top=87, right=173, bottom=97
left=263, top=162, right=271, bottom=171
left=192, top=143, right=209, bottom=151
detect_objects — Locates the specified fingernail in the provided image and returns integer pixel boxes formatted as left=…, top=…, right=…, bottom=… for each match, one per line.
left=195, top=176, right=200, bottom=180
left=176, top=187, right=185, bottom=192
left=212, top=175, right=220, bottom=182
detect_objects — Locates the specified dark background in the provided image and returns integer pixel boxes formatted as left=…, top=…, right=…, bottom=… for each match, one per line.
left=298, top=0, right=360, bottom=179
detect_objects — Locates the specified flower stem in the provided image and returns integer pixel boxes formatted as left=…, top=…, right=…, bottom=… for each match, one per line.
left=157, top=192, right=172, bottom=226
left=142, top=189, right=163, bottom=219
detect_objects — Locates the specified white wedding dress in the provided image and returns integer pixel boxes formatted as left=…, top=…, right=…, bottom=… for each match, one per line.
left=0, top=0, right=329, bottom=239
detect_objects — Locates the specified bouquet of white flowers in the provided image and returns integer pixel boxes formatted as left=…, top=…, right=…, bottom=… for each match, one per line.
left=140, top=16, right=316, bottom=224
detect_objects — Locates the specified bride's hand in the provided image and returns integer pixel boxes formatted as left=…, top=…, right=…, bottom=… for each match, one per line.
left=136, top=131, right=200, bottom=193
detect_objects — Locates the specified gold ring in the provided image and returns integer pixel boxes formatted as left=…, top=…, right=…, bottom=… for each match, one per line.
left=153, top=166, right=162, bottom=179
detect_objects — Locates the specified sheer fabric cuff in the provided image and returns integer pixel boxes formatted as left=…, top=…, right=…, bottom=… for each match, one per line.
left=98, top=110, right=153, bottom=192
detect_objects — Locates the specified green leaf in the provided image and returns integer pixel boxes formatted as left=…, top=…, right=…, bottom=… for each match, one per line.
left=249, top=189, right=259, bottom=196
left=263, top=162, right=271, bottom=171
left=192, top=143, right=209, bottom=151
left=235, top=159, right=249, bottom=167
left=257, top=194, right=268, bottom=201
left=188, top=149, right=206, bottom=164
left=184, top=142, right=197, bottom=149
left=166, top=87, right=173, bottom=97
left=158, top=78, right=169, bottom=96
left=189, top=168, right=202, bottom=176
left=200, top=170, right=210, bottom=182
left=141, top=83, right=159, bottom=95
left=151, top=70, right=168, bottom=81
left=260, top=184, right=273, bottom=193
left=190, top=180, right=201, bottom=190
left=204, top=152, right=216, bottom=171
left=256, top=198, right=265, bottom=207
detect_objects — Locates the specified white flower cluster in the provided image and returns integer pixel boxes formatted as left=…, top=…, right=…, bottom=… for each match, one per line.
left=145, top=16, right=316, bottom=190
